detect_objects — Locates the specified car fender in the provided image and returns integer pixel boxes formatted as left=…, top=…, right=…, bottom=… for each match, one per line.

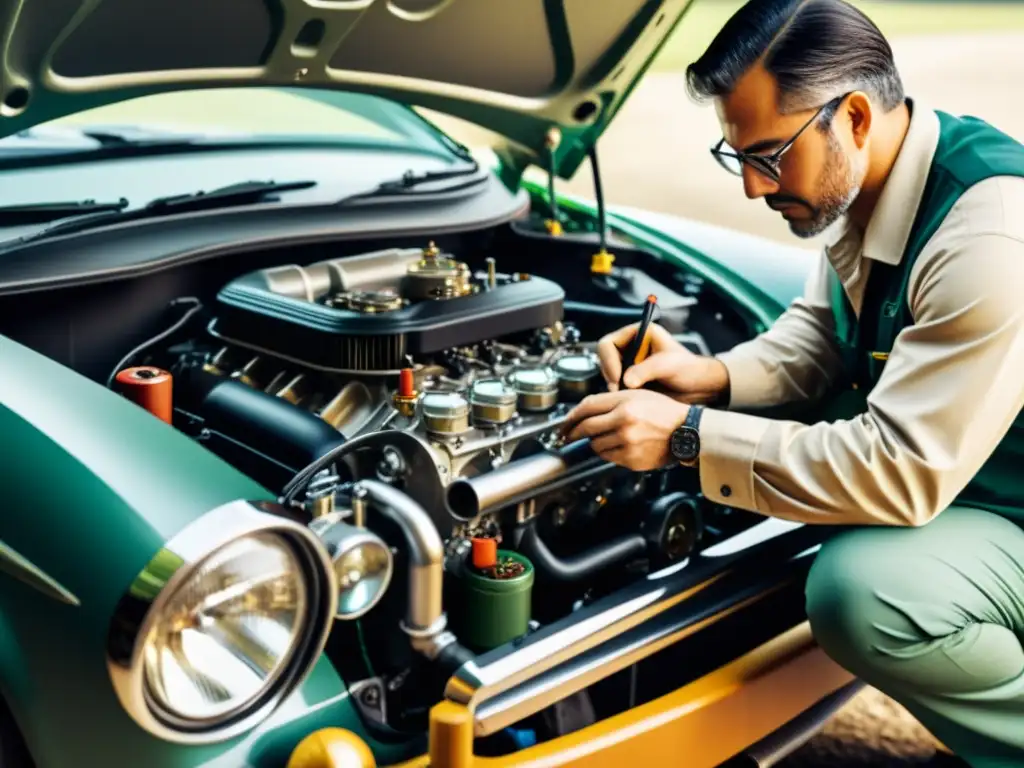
left=0, top=335, right=293, bottom=765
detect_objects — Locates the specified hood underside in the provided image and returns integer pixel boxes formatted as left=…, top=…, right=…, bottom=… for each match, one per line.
left=0, top=0, right=694, bottom=178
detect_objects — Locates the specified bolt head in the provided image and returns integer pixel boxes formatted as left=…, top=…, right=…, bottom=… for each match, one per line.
left=360, top=686, right=380, bottom=706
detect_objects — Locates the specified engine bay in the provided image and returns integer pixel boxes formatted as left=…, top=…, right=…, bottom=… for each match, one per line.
left=103, top=233, right=769, bottom=752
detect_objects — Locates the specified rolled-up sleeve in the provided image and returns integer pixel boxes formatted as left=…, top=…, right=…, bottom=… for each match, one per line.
left=716, top=252, right=844, bottom=410
left=698, top=226, right=1024, bottom=527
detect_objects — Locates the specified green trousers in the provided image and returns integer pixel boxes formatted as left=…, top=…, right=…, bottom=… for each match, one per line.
left=805, top=507, right=1024, bottom=767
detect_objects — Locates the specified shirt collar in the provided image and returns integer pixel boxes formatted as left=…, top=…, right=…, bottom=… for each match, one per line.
left=824, top=98, right=941, bottom=266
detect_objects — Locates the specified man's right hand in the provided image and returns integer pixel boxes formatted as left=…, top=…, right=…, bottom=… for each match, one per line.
left=596, top=322, right=731, bottom=405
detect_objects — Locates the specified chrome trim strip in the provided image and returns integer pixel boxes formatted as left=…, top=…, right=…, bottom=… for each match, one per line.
left=473, top=585, right=780, bottom=736
left=0, top=540, right=80, bottom=606
left=445, top=520, right=825, bottom=736
left=444, top=575, right=721, bottom=714
left=701, top=518, right=803, bottom=557
left=106, top=499, right=337, bottom=745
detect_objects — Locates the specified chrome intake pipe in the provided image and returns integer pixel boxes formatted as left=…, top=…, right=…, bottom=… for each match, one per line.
left=445, top=439, right=613, bottom=520
left=355, top=479, right=465, bottom=662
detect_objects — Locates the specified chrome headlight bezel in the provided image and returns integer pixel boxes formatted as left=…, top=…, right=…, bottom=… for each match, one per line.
left=308, top=513, right=395, bottom=620
left=106, top=499, right=338, bottom=744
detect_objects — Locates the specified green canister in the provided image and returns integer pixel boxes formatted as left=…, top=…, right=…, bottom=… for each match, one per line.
left=458, top=548, right=534, bottom=652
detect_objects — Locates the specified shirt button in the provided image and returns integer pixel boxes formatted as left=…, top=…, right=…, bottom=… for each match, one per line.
left=720, top=485, right=732, bottom=498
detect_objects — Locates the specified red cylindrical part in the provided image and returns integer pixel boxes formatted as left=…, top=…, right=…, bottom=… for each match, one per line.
left=398, top=368, right=415, bottom=398
left=114, top=366, right=173, bottom=423
left=471, top=537, right=498, bottom=570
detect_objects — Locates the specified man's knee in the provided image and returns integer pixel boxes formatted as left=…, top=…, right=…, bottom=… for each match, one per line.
left=805, top=520, right=963, bottom=679
left=804, top=528, right=883, bottom=676
left=804, top=509, right=1024, bottom=688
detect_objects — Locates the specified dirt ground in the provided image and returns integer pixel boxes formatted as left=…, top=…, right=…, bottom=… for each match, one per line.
left=432, top=30, right=1024, bottom=768
left=778, top=689, right=961, bottom=767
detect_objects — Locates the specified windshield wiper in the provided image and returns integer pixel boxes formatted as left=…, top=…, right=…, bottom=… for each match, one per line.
left=77, top=125, right=208, bottom=148
left=142, top=179, right=316, bottom=212
left=0, top=198, right=129, bottom=225
left=340, top=158, right=485, bottom=203
left=2, top=179, right=316, bottom=247
left=0, top=125, right=216, bottom=166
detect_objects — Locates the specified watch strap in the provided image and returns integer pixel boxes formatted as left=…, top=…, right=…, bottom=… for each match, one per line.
left=684, top=404, right=704, bottom=430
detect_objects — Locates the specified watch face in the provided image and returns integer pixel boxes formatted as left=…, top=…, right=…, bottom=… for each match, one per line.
left=671, top=427, right=700, bottom=461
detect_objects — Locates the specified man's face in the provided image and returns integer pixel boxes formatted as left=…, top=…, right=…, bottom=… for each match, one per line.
left=713, top=65, right=866, bottom=238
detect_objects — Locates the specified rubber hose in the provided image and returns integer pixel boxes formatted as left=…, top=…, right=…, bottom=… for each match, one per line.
left=517, top=524, right=647, bottom=584
left=180, top=371, right=346, bottom=472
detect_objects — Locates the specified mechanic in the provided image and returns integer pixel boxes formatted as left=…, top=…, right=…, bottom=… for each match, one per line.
left=559, top=0, right=1024, bottom=763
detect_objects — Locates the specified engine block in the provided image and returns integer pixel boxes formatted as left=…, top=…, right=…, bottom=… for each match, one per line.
left=169, top=242, right=628, bottom=537
left=114, top=236, right=776, bottom=750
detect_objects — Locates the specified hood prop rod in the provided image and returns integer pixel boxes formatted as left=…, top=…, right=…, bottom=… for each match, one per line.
left=588, top=145, right=616, bottom=275
left=543, top=127, right=563, bottom=236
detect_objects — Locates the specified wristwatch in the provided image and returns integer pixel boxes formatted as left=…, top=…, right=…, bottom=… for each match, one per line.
left=669, top=405, right=703, bottom=467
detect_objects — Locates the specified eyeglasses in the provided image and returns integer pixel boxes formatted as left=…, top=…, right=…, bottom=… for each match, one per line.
left=710, top=94, right=848, bottom=183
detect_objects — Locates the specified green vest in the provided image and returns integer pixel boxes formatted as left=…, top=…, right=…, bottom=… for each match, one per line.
left=821, top=110, right=1024, bottom=519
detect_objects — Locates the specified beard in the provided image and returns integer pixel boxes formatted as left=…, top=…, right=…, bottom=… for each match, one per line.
left=768, top=131, right=864, bottom=239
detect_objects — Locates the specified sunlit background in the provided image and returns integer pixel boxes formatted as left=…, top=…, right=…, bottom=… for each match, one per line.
left=506, top=0, right=1024, bottom=249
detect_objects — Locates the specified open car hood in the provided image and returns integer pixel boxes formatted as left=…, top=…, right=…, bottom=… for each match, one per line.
left=0, top=0, right=695, bottom=178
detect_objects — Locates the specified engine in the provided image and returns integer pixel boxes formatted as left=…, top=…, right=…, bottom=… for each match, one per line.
left=119, top=239, right=760, bottom=748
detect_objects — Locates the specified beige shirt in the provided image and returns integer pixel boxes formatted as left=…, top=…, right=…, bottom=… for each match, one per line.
left=698, top=100, right=1024, bottom=527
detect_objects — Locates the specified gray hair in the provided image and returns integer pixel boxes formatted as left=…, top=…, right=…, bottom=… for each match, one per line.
left=686, top=0, right=904, bottom=119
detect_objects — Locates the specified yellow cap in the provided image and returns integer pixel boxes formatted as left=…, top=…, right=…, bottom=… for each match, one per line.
left=287, top=728, right=376, bottom=768
left=591, top=249, right=615, bottom=274
left=544, top=219, right=563, bottom=236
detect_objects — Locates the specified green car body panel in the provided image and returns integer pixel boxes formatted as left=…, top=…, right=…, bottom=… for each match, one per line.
left=0, top=337, right=418, bottom=767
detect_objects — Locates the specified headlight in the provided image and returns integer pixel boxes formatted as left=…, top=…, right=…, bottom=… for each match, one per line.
left=107, top=500, right=337, bottom=744
left=144, top=533, right=306, bottom=723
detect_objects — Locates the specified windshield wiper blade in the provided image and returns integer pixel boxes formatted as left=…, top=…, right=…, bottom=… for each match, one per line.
left=0, top=198, right=128, bottom=225
left=78, top=126, right=207, bottom=148
left=142, top=179, right=317, bottom=213
left=342, top=159, right=484, bottom=202
left=2, top=179, right=316, bottom=247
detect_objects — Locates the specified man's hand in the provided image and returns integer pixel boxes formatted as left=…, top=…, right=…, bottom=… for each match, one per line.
left=560, top=390, right=689, bottom=471
left=596, top=322, right=731, bottom=404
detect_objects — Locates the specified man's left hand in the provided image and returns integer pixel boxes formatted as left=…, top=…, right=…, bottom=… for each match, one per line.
left=560, top=390, right=689, bottom=471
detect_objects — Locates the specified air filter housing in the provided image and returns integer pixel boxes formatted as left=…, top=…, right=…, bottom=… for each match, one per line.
left=209, top=245, right=564, bottom=373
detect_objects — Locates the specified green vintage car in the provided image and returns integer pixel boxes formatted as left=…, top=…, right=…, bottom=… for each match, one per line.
left=0, top=1, right=862, bottom=766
